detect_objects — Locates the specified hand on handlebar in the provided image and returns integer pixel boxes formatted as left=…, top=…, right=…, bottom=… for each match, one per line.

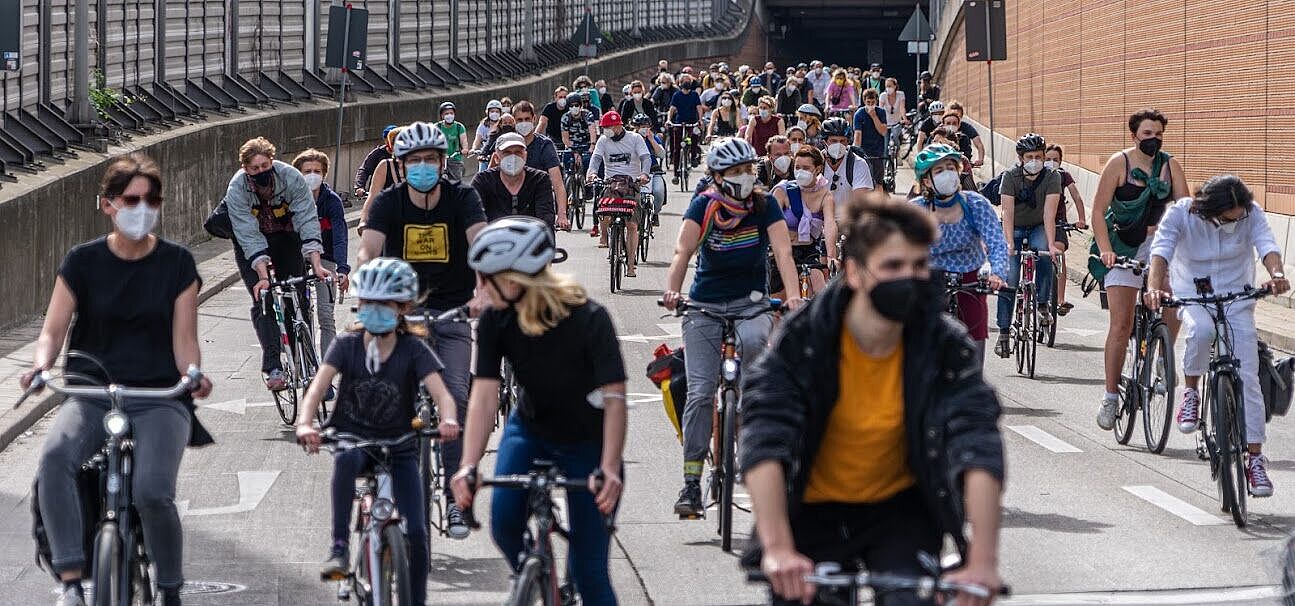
left=761, top=546, right=816, bottom=604
left=295, top=424, right=322, bottom=454
left=660, top=290, right=683, bottom=311
left=943, top=561, right=1004, bottom=606
left=438, top=419, right=461, bottom=442
left=987, top=274, right=1005, bottom=291
left=783, top=297, right=805, bottom=312
left=253, top=279, right=271, bottom=302
left=1264, top=276, right=1291, bottom=297
left=1099, top=251, right=1117, bottom=269
left=19, top=366, right=46, bottom=393
left=1075, top=220, right=1088, bottom=230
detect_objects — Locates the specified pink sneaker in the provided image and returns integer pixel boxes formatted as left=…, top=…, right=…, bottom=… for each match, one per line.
left=1177, top=389, right=1201, bottom=433
left=1247, top=453, right=1274, bottom=498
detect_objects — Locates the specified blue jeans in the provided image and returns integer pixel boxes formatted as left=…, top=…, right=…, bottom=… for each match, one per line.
left=331, top=445, right=428, bottom=606
left=491, top=413, right=617, bottom=605
left=996, top=224, right=1054, bottom=331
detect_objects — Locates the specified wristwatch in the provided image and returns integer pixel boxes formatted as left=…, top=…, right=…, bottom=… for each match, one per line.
left=1273, top=271, right=1286, bottom=279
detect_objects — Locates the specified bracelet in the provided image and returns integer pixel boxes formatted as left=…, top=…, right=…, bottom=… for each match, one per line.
left=443, top=419, right=460, bottom=426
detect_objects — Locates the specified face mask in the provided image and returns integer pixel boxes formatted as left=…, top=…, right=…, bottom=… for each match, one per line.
left=303, top=173, right=323, bottom=191
left=715, top=84, right=724, bottom=91
left=721, top=99, right=733, bottom=108
left=638, top=127, right=650, bottom=137
left=759, top=109, right=771, bottom=119
left=609, top=128, right=626, bottom=141
left=827, top=142, right=846, bottom=160
left=872, top=71, right=881, bottom=78
left=633, top=93, right=643, bottom=101
left=1138, top=136, right=1163, bottom=156
left=406, top=163, right=440, bottom=192
left=443, top=113, right=455, bottom=124
left=557, top=98, right=567, bottom=109
left=790, top=142, right=802, bottom=154
left=886, top=87, right=896, bottom=93
left=720, top=173, right=758, bottom=199
left=796, top=120, right=807, bottom=130
left=568, top=104, right=581, bottom=114
left=931, top=170, right=961, bottom=197
left=869, top=277, right=927, bottom=323
left=772, top=155, right=792, bottom=174
left=110, top=200, right=160, bottom=241
left=503, top=106, right=512, bottom=114
left=1023, top=159, right=1043, bottom=175
left=787, top=85, right=797, bottom=92
left=1043, top=160, right=1059, bottom=171
left=249, top=169, right=274, bottom=188
left=795, top=169, right=814, bottom=187
left=488, top=111, right=501, bottom=121
left=598, top=87, right=607, bottom=95
left=1218, top=219, right=1241, bottom=235
left=834, top=77, right=846, bottom=85
left=358, top=303, right=399, bottom=335
left=515, top=121, right=535, bottom=136
left=500, top=155, right=525, bottom=176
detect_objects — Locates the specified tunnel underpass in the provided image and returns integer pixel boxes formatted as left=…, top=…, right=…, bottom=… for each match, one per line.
left=763, top=0, right=932, bottom=89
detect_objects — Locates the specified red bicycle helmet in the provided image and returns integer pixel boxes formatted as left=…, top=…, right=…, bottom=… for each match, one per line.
left=599, top=110, right=623, bottom=128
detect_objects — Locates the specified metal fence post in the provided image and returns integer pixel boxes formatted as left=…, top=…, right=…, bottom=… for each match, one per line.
left=71, top=0, right=93, bottom=124
left=225, top=0, right=240, bottom=76
left=306, top=0, right=317, bottom=72
left=154, top=0, right=166, bottom=82
left=389, top=0, right=399, bottom=65
left=520, top=0, right=536, bottom=61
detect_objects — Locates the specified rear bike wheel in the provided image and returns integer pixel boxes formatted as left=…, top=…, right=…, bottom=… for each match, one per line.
left=92, top=522, right=122, bottom=606
left=272, top=303, right=299, bottom=425
left=506, top=556, right=552, bottom=606
left=718, top=388, right=737, bottom=553
left=608, top=223, right=624, bottom=293
left=379, top=524, right=414, bottom=605
left=1141, top=323, right=1175, bottom=454
left=1114, top=337, right=1139, bottom=445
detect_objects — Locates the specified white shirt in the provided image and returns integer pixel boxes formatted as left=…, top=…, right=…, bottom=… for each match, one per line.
left=806, top=69, right=830, bottom=102
left=823, top=153, right=875, bottom=220
left=588, top=131, right=652, bottom=179
left=1149, top=198, right=1281, bottom=297
left=880, top=90, right=906, bottom=126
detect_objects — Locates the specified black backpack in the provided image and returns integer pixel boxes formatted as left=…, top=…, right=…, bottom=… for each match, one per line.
left=980, top=173, right=1004, bottom=206
left=1259, top=340, right=1295, bottom=420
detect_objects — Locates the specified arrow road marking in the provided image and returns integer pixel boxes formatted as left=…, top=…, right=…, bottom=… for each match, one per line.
left=199, top=398, right=278, bottom=415
left=656, top=322, right=682, bottom=336
left=617, top=333, right=680, bottom=344
left=178, top=470, right=281, bottom=518
left=627, top=392, right=663, bottom=405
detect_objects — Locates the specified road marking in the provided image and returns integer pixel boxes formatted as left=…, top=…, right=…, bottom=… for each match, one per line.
left=618, top=333, right=677, bottom=344
left=627, top=392, right=663, bottom=405
left=1058, top=326, right=1104, bottom=337
left=1122, top=485, right=1227, bottom=526
left=998, top=584, right=1280, bottom=605
left=199, top=398, right=277, bottom=415
left=656, top=322, right=682, bottom=336
left=1006, top=425, right=1082, bottom=453
left=178, top=470, right=281, bottom=517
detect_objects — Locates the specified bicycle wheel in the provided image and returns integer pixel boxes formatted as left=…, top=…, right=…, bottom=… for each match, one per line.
left=379, top=524, right=414, bottom=605
left=1114, top=337, right=1139, bottom=445
left=126, top=524, right=153, bottom=606
left=418, top=436, right=437, bottom=552
left=718, top=388, right=737, bottom=552
left=1217, top=373, right=1248, bottom=526
left=1025, top=301, right=1038, bottom=379
left=1046, top=289, right=1058, bottom=348
left=608, top=223, right=623, bottom=293
left=883, top=156, right=896, bottom=192
left=272, top=303, right=299, bottom=425
left=506, top=557, right=552, bottom=606
left=92, top=522, right=122, bottom=606
left=1141, top=323, right=1175, bottom=454
left=296, top=331, right=327, bottom=423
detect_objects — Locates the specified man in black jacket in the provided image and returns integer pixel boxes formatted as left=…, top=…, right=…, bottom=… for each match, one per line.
left=741, top=198, right=1005, bottom=605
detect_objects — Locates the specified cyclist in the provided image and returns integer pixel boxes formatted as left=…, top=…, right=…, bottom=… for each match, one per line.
left=1092, top=109, right=1189, bottom=430
left=472, top=100, right=505, bottom=173
left=292, top=149, right=351, bottom=375
left=500, top=96, right=514, bottom=115
left=511, top=101, right=570, bottom=231
left=929, top=125, right=977, bottom=192
left=861, top=62, right=885, bottom=92
left=769, top=145, right=837, bottom=298
left=452, top=217, right=628, bottom=604
left=618, top=80, right=660, bottom=130
left=746, top=96, right=786, bottom=156
left=587, top=110, right=652, bottom=277
left=912, top=144, right=1009, bottom=364
left=707, top=90, right=742, bottom=140
left=740, top=75, right=768, bottom=109
left=594, top=79, right=614, bottom=113
left=797, top=105, right=825, bottom=149
left=668, top=74, right=706, bottom=181
left=437, top=101, right=470, bottom=182
left=25, top=153, right=214, bottom=606
left=1044, top=145, right=1088, bottom=316
left=913, top=100, right=945, bottom=150
left=824, top=69, right=857, bottom=118
left=805, top=60, right=830, bottom=108
left=360, top=126, right=405, bottom=223
left=224, top=137, right=332, bottom=390
left=879, top=77, right=909, bottom=155
left=993, top=133, right=1063, bottom=358
left=942, top=102, right=986, bottom=167
left=701, top=74, right=728, bottom=113
left=651, top=72, right=678, bottom=118
left=776, top=75, right=805, bottom=119
left=821, top=117, right=875, bottom=218
left=740, top=198, right=1004, bottom=606
left=853, top=88, right=889, bottom=189
left=661, top=138, right=804, bottom=517
left=917, top=70, right=940, bottom=113
left=786, top=125, right=808, bottom=154
left=295, top=257, right=462, bottom=606
left=471, top=133, right=556, bottom=227
left=537, top=86, right=570, bottom=143
left=631, top=112, right=669, bottom=226
left=354, top=124, right=397, bottom=199
left=1143, top=175, right=1288, bottom=497
left=758, top=135, right=795, bottom=189
left=358, top=122, right=487, bottom=538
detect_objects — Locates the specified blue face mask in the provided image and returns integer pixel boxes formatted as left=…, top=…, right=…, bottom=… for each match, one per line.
left=357, top=304, right=399, bottom=335
left=406, top=163, right=440, bottom=192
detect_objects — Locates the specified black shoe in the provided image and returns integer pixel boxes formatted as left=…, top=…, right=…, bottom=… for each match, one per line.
left=320, top=546, right=349, bottom=581
left=671, top=176, right=680, bottom=185
left=651, top=214, right=660, bottom=227
left=674, top=477, right=703, bottom=518
left=994, top=333, right=1012, bottom=359
left=160, top=587, right=182, bottom=606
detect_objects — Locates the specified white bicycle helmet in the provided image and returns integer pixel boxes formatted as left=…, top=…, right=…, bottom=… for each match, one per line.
left=928, top=100, right=945, bottom=113
left=392, top=121, right=449, bottom=158
left=352, top=258, right=420, bottom=302
left=468, top=216, right=555, bottom=276
left=706, top=137, right=758, bottom=172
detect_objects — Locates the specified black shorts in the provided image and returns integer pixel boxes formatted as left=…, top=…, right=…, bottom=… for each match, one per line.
left=1054, top=223, right=1070, bottom=250
left=767, top=243, right=824, bottom=294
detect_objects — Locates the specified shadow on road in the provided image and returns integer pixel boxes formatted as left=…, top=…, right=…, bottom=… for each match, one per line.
left=1002, top=507, right=1114, bottom=534
left=1001, top=405, right=1061, bottom=419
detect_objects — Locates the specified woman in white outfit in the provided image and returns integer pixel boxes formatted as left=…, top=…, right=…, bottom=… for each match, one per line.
left=1144, top=176, right=1289, bottom=497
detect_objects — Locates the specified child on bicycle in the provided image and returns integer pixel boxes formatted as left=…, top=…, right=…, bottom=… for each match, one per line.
left=295, top=257, right=461, bottom=604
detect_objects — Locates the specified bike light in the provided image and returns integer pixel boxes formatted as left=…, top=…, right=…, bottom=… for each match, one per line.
left=722, top=358, right=740, bottom=382
left=103, top=411, right=130, bottom=438
left=370, top=498, right=396, bottom=521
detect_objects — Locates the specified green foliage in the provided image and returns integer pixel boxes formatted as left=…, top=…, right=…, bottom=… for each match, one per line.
left=88, top=69, right=130, bottom=119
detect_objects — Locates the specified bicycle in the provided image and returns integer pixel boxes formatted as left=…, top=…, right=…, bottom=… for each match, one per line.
left=637, top=185, right=656, bottom=263
left=18, top=358, right=203, bottom=606
left=670, top=122, right=701, bottom=192
left=588, top=177, right=636, bottom=293
left=943, top=271, right=992, bottom=317
left=1006, top=247, right=1054, bottom=379
left=462, top=461, right=611, bottom=606
left=1094, top=255, right=1176, bottom=453
left=796, top=261, right=828, bottom=300
left=1162, top=280, right=1270, bottom=528
left=558, top=149, right=588, bottom=230
left=318, top=429, right=431, bottom=604
left=661, top=296, right=783, bottom=552
left=746, top=559, right=1011, bottom=605
left=1037, top=222, right=1087, bottom=349
left=882, top=123, right=903, bottom=192
left=260, top=267, right=335, bottom=426
left=899, top=108, right=921, bottom=160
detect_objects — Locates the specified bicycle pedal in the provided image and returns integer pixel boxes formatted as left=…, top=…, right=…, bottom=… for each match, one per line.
left=321, top=570, right=349, bottom=582
left=678, top=512, right=705, bottom=520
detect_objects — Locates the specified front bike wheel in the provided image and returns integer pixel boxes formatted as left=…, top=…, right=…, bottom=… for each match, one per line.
left=1025, top=302, right=1038, bottom=379
left=718, top=388, right=738, bottom=553
left=1046, top=290, right=1058, bottom=348
left=1114, top=337, right=1139, bottom=445
left=1142, top=323, right=1175, bottom=454
left=608, top=223, right=624, bottom=293
left=127, top=525, right=154, bottom=606
left=272, top=304, right=299, bottom=425
left=379, top=524, right=414, bottom=605
left=506, top=556, right=552, bottom=606
left=296, top=330, right=327, bottom=423
left=1212, top=373, right=1247, bottom=527
left=92, top=522, right=122, bottom=606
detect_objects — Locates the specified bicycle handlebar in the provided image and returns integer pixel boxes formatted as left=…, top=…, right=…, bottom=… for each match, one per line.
left=1160, top=285, right=1270, bottom=308
left=460, top=466, right=611, bottom=531
left=657, top=297, right=785, bottom=320
left=745, top=566, right=1011, bottom=599
left=1089, top=254, right=1147, bottom=273
left=18, top=365, right=204, bottom=408
left=319, top=429, right=438, bottom=451
left=404, top=305, right=472, bottom=325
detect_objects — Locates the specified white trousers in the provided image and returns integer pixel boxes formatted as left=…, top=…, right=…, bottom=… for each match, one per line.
left=1179, top=301, right=1264, bottom=444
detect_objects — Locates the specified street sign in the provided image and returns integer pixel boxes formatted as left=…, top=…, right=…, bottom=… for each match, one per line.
left=325, top=6, right=368, bottom=70
left=571, top=12, right=605, bottom=49
left=898, top=6, right=933, bottom=42
left=0, top=0, right=21, bottom=71
left=908, top=41, right=929, bottom=55
left=965, top=0, right=1007, bottom=62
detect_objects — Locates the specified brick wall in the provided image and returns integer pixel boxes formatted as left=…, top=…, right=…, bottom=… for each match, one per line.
left=936, top=1, right=1295, bottom=215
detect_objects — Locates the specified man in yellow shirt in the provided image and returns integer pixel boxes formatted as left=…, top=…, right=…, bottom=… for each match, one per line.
left=741, top=197, right=1006, bottom=605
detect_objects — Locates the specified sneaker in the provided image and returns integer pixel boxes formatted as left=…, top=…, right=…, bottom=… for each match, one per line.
left=1058, top=302, right=1074, bottom=316
left=652, top=214, right=661, bottom=227
left=993, top=333, right=1011, bottom=359
left=446, top=503, right=470, bottom=539
left=54, top=583, right=85, bottom=606
left=590, top=226, right=600, bottom=238
left=673, top=477, right=703, bottom=518
left=264, top=369, right=288, bottom=391
left=1097, top=396, right=1119, bottom=430
left=1177, top=389, right=1201, bottom=434
left=671, top=175, right=680, bottom=185
left=1247, top=453, right=1275, bottom=498
left=320, top=545, right=349, bottom=580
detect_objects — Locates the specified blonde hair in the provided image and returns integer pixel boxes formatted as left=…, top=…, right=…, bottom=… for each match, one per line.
left=239, top=136, right=276, bottom=165
left=292, top=148, right=330, bottom=174
left=499, top=269, right=587, bottom=336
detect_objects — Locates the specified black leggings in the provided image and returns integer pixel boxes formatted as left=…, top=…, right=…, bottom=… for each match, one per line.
left=234, top=233, right=311, bottom=372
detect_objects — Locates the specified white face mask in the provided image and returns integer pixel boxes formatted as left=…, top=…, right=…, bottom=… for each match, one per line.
left=1219, top=220, right=1240, bottom=235
left=789, top=142, right=802, bottom=154
left=633, top=93, right=643, bottom=101
left=796, top=120, right=807, bottom=130
left=111, top=200, right=160, bottom=241
left=759, top=109, right=771, bottom=119
left=931, top=170, right=961, bottom=197
left=515, top=121, right=535, bottom=136
left=443, top=113, right=455, bottom=124
left=787, top=85, right=797, bottom=92
left=721, top=173, right=758, bottom=199
left=827, top=142, right=847, bottom=160
left=886, top=87, right=896, bottom=94
left=795, top=169, right=815, bottom=187
left=772, top=155, right=792, bottom=174
left=1043, top=160, right=1059, bottom=171
left=597, top=87, right=607, bottom=95
left=638, top=127, right=650, bottom=136
left=303, top=173, right=324, bottom=191
left=500, top=155, right=525, bottom=176
left=721, top=99, right=733, bottom=108
left=488, top=111, right=501, bottom=121
left=1023, top=159, right=1043, bottom=175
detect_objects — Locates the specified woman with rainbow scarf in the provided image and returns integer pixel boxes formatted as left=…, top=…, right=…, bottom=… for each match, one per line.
left=661, top=137, right=803, bottom=518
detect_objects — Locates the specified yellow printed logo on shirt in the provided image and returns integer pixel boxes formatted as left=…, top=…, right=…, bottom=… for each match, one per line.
left=403, top=223, right=449, bottom=262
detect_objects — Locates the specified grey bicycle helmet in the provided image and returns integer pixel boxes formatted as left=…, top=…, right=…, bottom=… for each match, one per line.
left=468, top=216, right=556, bottom=276
left=928, top=100, right=945, bottom=113
left=392, top=121, right=449, bottom=158
left=796, top=103, right=821, bottom=117
left=439, top=101, right=456, bottom=114
left=352, top=258, right=420, bottom=303
left=705, top=137, right=758, bottom=172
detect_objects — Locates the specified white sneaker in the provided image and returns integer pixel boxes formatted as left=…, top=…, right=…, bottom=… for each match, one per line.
left=54, top=585, right=85, bottom=606
left=1097, top=397, right=1119, bottom=430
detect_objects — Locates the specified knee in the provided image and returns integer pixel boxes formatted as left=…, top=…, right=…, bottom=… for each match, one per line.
left=38, top=441, right=83, bottom=480
left=133, top=478, right=176, bottom=513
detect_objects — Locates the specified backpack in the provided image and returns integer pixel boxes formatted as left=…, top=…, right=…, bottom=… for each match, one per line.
left=645, top=344, right=688, bottom=443
left=1259, top=340, right=1294, bottom=420
left=980, top=174, right=1004, bottom=206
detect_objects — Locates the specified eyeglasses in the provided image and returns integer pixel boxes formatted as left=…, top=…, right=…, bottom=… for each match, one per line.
left=1212, top=208, right=1251, bottom=225
left=113, top=194, right=163, bottom=207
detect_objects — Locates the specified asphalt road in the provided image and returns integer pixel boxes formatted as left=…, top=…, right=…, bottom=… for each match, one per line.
left=2, top=171, right=1294, bottom=605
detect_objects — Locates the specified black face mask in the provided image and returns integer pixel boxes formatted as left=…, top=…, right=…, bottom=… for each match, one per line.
left=611, top=129, right=627, bottom=141
left=869, top=277, right=928, bottom=323
left=249, top=169, right=274, bottom=187
left=1138, top=136, right=1163, bottom=157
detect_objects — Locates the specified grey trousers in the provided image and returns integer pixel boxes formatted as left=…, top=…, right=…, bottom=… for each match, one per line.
left=37, top=397, right=190, bottom=587
left=681, top=297, right=775, bottom=467
left=315, top=259, right=339, bottom=356
left=425, top=311, right=473, bottom=488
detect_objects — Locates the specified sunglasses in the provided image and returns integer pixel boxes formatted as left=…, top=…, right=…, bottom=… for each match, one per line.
left=113, top=194, right=163, bottom=207
left=1212, top=207, right=1250, bottom=225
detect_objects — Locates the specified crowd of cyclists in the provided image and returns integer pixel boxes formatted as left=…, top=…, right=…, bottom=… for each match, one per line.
left=17, top=52, right=1293, bottom=606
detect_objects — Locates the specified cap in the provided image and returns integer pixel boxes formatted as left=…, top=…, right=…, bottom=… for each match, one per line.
left=496, top=133, right=527, bottom=151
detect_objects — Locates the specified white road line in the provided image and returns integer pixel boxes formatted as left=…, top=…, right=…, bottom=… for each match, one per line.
left=1006, top=425, right=1082, bottom=453
left=1122, top=485, right=1228, bottom=526
left=998, top=584, right=1280, bottom=605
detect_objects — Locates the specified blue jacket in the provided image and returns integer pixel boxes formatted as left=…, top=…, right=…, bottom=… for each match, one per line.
left=315, top=183, right=350, bottom=273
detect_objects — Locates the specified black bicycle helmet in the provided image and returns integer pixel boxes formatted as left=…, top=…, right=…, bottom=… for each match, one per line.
left=565, top=91, right=582, bottom=107
left=821, top=117, right=851, bottom=138
left=919, top=70, right=933, bottom=81
left=630, top=113, right=652, bottom=127
left=1015, top=133, right=1047, bottom=155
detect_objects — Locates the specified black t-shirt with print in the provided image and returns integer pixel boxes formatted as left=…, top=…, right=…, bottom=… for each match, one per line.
left=59, top=237, right=202, bottom=388
left=366, top=182, right=487, bottom=310
left=476, top=300, right=627, bottom=443
left=324, top=332, right=444, bottom=438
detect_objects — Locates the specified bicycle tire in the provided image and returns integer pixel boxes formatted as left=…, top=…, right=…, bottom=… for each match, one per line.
left=379, top=524, right=414, bottom=605
left=297, top=332, right=327, bottom=423
left=272, top=302, right=299, bottom=426
left=418, top=436, right=437, bottom=552
left=719, top=388, right=737, bottom=553
left=93, top=522, right=122, bottom=606
left=1211, top=373, right=1237, bottom=515
left=638, top=210, right=652, bottom=263
left=1142, top=323, right=1175, bottom=454
left=127, top=524, right=153, bottom=606
left=1114, top=337, right=1139, bottom=445
left=608, top=224, right=623, bottom=293
left=1026, top=304, right=1038, bottom=379
left=506, top=556, right=553, bottom=606
left=1046, top=290, right=1058, bottom=348
left=1215, top=373, right=1248, bottom=527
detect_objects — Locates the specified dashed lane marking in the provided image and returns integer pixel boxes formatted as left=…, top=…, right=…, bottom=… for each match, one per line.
left=1006, top=425, right=1083, bottom=453
left=1122, top=485, right=1228, bottom=526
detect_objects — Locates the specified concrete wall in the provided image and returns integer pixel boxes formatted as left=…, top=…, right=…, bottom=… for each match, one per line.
left=0, top=23, right=756, bottom=330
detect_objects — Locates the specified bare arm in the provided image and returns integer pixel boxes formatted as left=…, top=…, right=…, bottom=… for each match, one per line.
left=1044, top=192, right=1060, bottom=250
left=548, top=166, right=568, bottom=219
left=871, top=111, right=886, bottom=136
left=362, top=160, right=391, bottom=223
left=459, top=377, right=501, bottom=472
left=1000, top=194, right=1015, bottom=250
left=767, top=221, right=804, bottom=308
left=31, top=278, right=76, bottom=373
left=1169, top=157, right=1189, bottom=200
left=596, top=381, right=628, bottom=513
left=170, top=280, right=209, bottom=397
left=1091, top=154, right=1123, bottom=256
left=1067, top=183, right=1087, bottom=225
left=358, top=228, right=387, bottom=266
left=823, top=195, right=839, bottom=260
left=298, top=363, right=339, bottom=429
left=972, top=136, right=986, bottom=164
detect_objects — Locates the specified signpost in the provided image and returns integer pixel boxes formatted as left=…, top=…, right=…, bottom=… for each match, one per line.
left=965, top=0, right=1007, bottom=174
left=572, top=10, right=603, bottom=75
left=325, top=4, right=368, bottom=192
left=898, top=5, right=933, bottom=90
